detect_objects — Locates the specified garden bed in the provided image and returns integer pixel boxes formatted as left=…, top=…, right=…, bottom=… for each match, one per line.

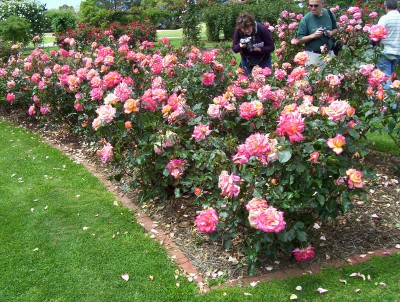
left=2, top=107, right=399, bottom=283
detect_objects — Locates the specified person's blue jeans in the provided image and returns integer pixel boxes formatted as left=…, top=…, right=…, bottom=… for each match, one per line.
left=240, top=55, right=272, bottom=76
left=376, top=54, right=400, bottom=89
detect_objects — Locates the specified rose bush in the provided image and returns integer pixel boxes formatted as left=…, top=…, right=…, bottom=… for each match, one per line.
left=0, top=2, right=398, bottom=274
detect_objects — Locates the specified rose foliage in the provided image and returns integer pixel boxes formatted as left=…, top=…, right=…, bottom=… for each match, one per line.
left=0, top=4, right=399, bottom=274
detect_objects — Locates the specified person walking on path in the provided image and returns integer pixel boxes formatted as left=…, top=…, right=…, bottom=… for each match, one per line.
left=376, top=0, right=400, bottom=86
left=297, top=0, right=338, bottom=66
left=232, top=12, right=275, bottom=76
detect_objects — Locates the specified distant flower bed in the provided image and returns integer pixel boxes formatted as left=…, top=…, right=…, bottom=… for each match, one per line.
left=55, top=21, right=157, bottom=51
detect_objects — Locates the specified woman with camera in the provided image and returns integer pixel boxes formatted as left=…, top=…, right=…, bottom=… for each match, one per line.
left=232, top=12, right=275, bottom=76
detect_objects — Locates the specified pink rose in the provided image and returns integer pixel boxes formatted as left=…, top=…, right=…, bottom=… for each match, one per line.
left=327, top=134, right=346, bottom=154
left=218, top=171, right=241, bottom=198
left=292, top=245, right=315, bottom=261
left=99, top=142, right=113, bottom=163
left=346, top=169, right=363, bottom=188
left=192, top=123, right=211, bottom=141
left=310, top=151, right=319, bottom=164
left=195, top=208, right=218, bottom=233
left=256, top=207, right=286, bottom=233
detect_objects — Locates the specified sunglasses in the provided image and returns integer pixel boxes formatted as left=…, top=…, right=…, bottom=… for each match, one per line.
left=309, top=4, right=319, bottom=7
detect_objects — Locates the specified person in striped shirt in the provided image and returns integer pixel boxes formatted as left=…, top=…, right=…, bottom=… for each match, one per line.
left=376, top=0, right=400, bottom=84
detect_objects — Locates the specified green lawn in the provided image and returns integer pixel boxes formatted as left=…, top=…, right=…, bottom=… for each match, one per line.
left=1, top=119, right=399, bottom=301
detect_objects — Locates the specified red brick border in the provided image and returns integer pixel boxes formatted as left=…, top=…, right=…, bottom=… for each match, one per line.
left=50, top=141, right=399, bottom=294
left=222, top=247, right=399, bottom=288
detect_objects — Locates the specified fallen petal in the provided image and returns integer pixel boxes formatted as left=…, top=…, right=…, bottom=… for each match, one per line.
left=354, top=288, right=361, bottom=293
left=295, top=286, right=302, bottom=291
left=290, top=294, right=298, bottom=300
left=316, top=287, right=328, bottom=294
left=243, top=293, right=252, bottom=296
left=250, top=281, right=258, bottom=287
left=313, top=223, right=320, bottom=229
left=121, top=274, right=129, bottom=281
left=339, top=279, right=347, bottom=285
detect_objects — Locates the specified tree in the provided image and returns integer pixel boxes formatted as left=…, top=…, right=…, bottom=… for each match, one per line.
left=81, top=0, right=139, bottom=11
left=0, top=15, right=31, bottom=45
left=0, top=0, right=47, bottom=38
left=52, top=11, right=77, bottom=34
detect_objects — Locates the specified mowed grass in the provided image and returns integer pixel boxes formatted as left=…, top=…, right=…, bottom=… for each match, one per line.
left=366, top=129, right=400, bottom=156
left=0, top=120, right=198, bottom=301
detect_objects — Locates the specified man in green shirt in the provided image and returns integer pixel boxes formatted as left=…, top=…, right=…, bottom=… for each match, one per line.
left=297, top=0, right=338, bottom=66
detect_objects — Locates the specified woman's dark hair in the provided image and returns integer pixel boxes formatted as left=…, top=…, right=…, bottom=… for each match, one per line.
left=236, top=12, right=255, bottom=30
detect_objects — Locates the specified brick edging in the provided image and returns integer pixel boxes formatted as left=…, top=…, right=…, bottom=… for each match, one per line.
left=221, top=247, right=399, bottom=288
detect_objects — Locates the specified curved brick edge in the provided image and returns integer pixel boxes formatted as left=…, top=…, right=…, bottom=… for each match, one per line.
left=46, top=142, right=210, bottom=294
left=218, top=247, right=400, bottom=289
left=44, top=140, right=398, bottom=295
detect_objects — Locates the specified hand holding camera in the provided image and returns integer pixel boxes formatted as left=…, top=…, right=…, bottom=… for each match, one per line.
left=315, top=27, right=331, bottom=38
left=240, top=36, right=255, bottom=52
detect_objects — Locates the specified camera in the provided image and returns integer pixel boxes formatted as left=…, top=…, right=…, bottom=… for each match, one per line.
left=319, top=27, right=330, bottom=37
left=240, top=36, right=255, bottom=51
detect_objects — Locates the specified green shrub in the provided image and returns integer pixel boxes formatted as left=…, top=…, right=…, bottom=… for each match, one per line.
left=0, top=16, right=31, bottom=45
left=0, top=38, right=12, bottom=63
left=51, top=11, right=77, bottom=34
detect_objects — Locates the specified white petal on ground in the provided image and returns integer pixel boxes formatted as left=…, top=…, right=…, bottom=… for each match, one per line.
left=295, top=286, right=302, bottom=291
left=316, top=287, right=328, bottom=294
left=290, top=294, right=298, bottom=300
left=250, top=281, right=259, bottom=287
left=120, top=274, right=129, bottom=281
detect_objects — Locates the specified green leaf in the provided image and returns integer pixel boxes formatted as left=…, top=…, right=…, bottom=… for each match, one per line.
left=316, top=193, right=325, bottom=205
left=296, top=230, right=308, bottom=242
left=279, top=150, right=292, bottom=163
left=277, top=229, right=295, bottom=242
left=174, top=188, right=181, bottom=198
left=348, top=129, right=360, bottom=139
left=340, top=191, right=353, bottom=214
